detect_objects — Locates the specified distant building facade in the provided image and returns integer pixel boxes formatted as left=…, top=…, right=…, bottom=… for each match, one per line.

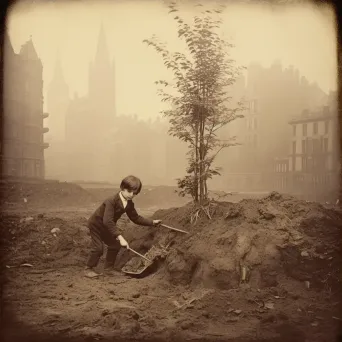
left=65, top=24, right=116, bottom=182
left=274, top=93, right=339, bottom=201
left=1, top=34, right=49, bottom=179
left=210, top=61, right=332, bottom=195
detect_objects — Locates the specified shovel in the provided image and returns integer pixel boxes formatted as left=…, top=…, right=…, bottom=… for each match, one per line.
left=122, top=246, right=159, bottom=278
left=159, top=223, right=189, bottom=234
left=127, top=246, right=152, bottom=263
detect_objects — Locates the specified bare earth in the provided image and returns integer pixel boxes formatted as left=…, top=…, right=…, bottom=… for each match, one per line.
left=1, top=181, right=341, bottom=342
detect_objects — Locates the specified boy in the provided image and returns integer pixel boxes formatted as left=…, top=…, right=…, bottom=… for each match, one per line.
left=85, top=175, right=162, bottom=278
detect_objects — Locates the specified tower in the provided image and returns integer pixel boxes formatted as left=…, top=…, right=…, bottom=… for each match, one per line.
left=88, top=23, right=116, bottom=127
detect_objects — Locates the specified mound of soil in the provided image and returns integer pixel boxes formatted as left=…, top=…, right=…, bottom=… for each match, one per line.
left=0, top=213, right=91, bottom=269
left=123, top=192, right=342, bottom=292
left=1, top=181, right=96, bottom=208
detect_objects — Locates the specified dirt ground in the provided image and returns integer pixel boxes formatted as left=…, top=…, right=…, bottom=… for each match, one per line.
left=1, top=181, right=341, bottom=342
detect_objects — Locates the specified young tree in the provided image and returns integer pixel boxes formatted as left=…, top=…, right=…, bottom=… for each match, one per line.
left=143, top=1, right=245, bottom=207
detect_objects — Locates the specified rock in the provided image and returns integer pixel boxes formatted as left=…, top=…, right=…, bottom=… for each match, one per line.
left=20, top=216, right=34, bottom=223
left=51, top=227, right=61, bottom=234
left=233, top=309, right=242, bottom=315
left=300, top=251, right=309, bottom=257
left=131, top=311, right=139, bottom=320
left=180, top=321, right=193, bottom=330
left=132, top=293, right=140, bottom=299
left=102, top=309, right=110, bottom=317
left=264, top=302, right=275, bottom=310
left=258, top=208, right=275, bottom=220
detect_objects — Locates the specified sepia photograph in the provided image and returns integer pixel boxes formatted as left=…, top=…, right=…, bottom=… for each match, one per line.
left=0, top=0, right=341, bottom=341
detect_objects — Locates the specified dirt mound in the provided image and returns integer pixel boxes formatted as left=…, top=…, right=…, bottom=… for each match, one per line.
left=123, top=192, right=342, bottom=292
left=1, top=181, right=96, bottom=208
left=1, top=213, right=91, bottom=269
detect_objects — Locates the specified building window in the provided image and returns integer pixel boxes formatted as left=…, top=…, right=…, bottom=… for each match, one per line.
left=325, top=121, right=329, bottom=134
left=302, top=157, right=307, bottom=172
left=307, top=139, right=313, bottom=154
left=313, top=122, right=318, bottom=134
left=323, top=138, right=328, bottom=152
left=313, top=139, right=320, bottom=153
left=293, top=125, right=296, bottom=136
left=303, top=123, right=307, bottom=136
left=292, top=141, right=296, bottom=154
left=302, top=140, right=306, bottom=154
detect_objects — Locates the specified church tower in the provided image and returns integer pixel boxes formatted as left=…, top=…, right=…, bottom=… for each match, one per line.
left=89, top=23, right=116, bottom=127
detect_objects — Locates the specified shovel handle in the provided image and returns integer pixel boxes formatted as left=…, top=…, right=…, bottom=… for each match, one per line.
left=160, top=223, right=189, bottom=234
left=127, top=247, right=152, bottom=263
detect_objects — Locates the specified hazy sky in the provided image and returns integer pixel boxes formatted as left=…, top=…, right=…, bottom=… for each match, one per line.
left=7, top=0, right=337, bottom=120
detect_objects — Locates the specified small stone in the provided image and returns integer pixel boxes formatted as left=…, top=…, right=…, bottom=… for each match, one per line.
left=180, top=321, right=192, bottom=330
left=51, top=228, right=61, bottom=234
left=301, top=251, right=309, bottom=257
left=131, top=321, right=140, bottom=333
left=233, top=309, right=242, bottom=315
left=311, top=321, right=319, bottom=327
left=132, top=293, right=140, bottom=299
left=264, top=302, right=275, bottom=310
left=68, top=284, right=73, bottom=288
left=20, top=216, right=34, bottom=223
left=131, top=312, right=139, bottom=320
left=102, top=309, right=110, bottom=316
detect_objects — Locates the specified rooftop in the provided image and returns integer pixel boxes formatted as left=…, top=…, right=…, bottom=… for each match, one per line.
left=289, top=106, right=335, bottom=124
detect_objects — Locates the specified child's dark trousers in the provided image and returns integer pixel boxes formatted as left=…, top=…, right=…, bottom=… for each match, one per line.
left=86, top=227, right=121, bottom=269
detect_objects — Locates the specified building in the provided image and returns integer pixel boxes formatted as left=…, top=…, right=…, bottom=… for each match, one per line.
left=213, top=61, right=329, bottom=192
left=1, top=33, right=49, bottom=179
left=274, top=95, right=339, bottom=201
left=65, top=24, right=116, bottom=182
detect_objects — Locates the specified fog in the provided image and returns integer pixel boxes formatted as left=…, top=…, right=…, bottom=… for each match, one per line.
left=3, top=0, right=339, bottom=199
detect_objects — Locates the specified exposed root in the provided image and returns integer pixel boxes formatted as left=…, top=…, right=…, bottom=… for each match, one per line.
left=189, top=200, right=217, bottom=224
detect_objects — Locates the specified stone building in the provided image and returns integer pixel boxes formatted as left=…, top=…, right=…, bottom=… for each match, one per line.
left=1, top=33, right=49, bottom=179
left=211, top=61, right=330, bottom=192
left=274, top=91, right=339, bottom=201
left=65, top=24, right=116, bottom=182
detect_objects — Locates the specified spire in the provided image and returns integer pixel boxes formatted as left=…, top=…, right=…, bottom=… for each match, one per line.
left=52, top=49, right=66, bottom=84
left=19, top=36, right=40, bottom=62
left=94, top=22, right=110, bottom=65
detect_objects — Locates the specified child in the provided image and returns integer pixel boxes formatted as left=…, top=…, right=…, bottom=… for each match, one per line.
left=85, top=175, right=162, bottom=278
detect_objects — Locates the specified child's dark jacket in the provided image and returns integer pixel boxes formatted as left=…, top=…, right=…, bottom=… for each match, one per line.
left=87, top=192, right=153, bottom=238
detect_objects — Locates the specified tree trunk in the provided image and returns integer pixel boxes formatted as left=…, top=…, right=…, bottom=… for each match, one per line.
left=194, top=118, right=199, bottom=203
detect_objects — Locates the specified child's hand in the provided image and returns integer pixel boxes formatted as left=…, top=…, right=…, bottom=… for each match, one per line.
left=117, top=235, right=129, bottom=249
left=153, top=220, right=162, bottom=226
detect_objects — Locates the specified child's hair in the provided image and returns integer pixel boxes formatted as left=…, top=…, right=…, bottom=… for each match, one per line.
left=120, top=175, right=142, bottom=194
